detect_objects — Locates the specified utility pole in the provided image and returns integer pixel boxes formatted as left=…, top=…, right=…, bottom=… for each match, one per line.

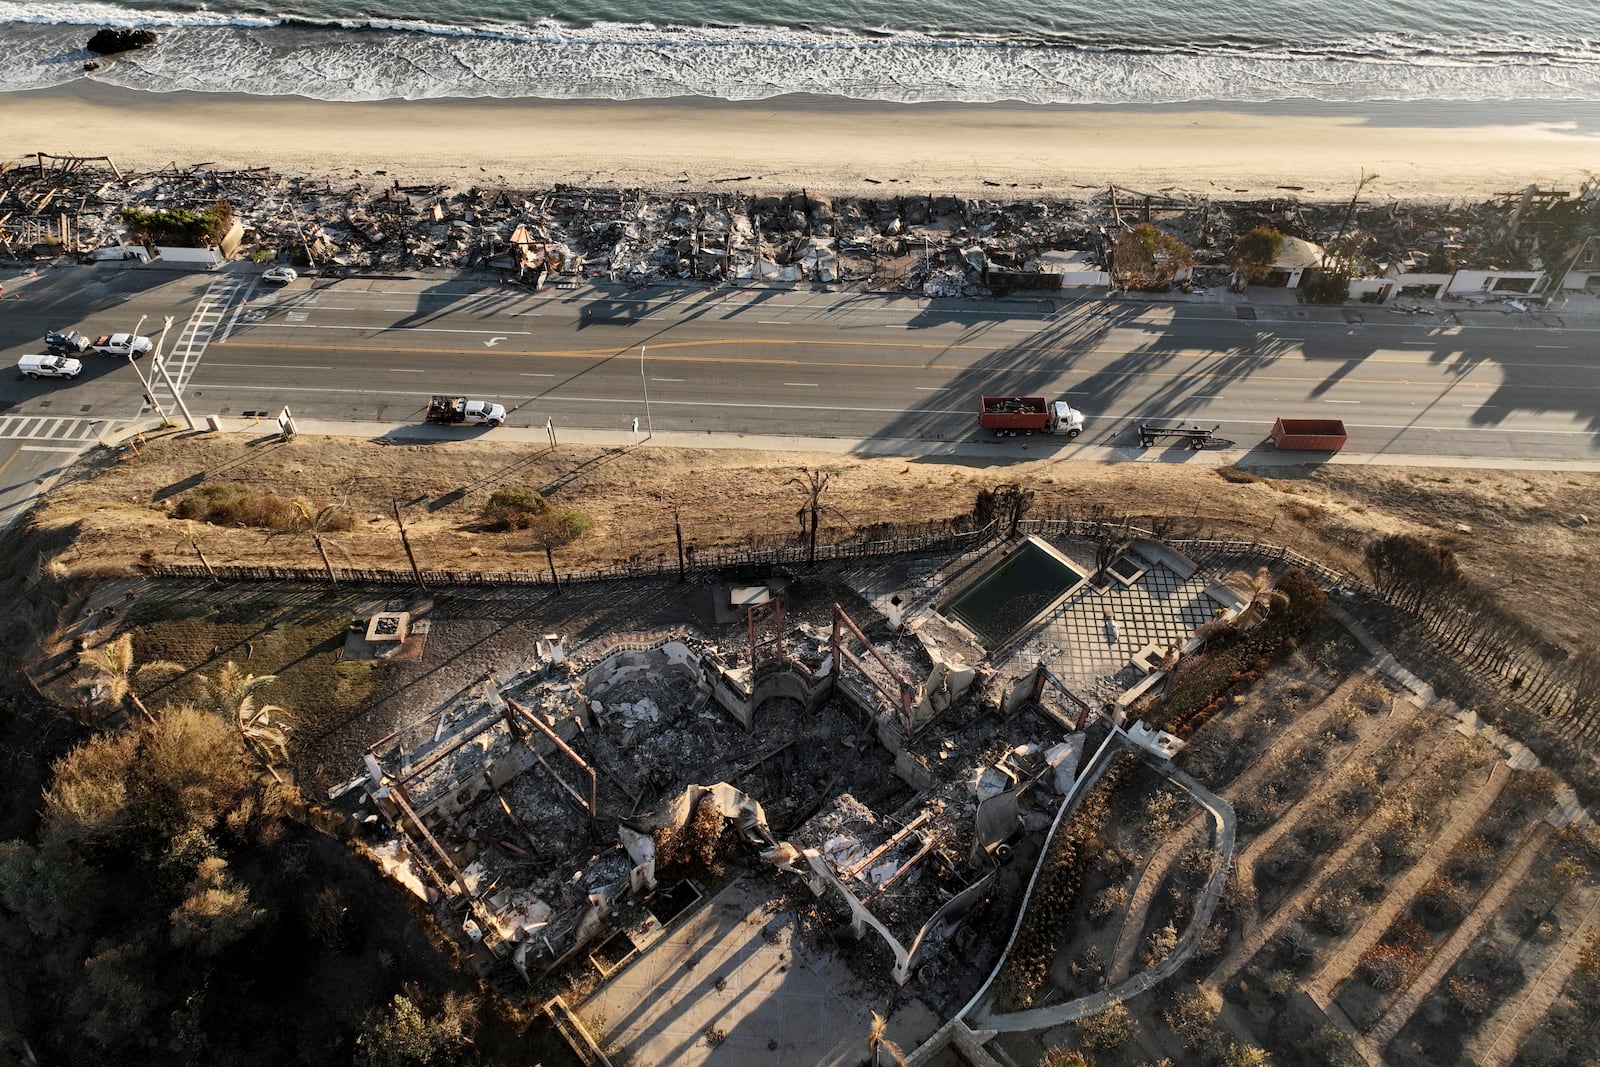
left=639, top=344, right=653, bottom=439
left=150, top=315, right=196, bottom=430
left=124, top=313, right=170, bottom=423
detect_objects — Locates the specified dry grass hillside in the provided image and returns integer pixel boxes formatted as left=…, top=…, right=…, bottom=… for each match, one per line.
left=30, top=432, right=1598, bottom=649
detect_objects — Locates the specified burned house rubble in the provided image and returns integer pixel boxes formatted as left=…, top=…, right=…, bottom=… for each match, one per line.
left=5, top=151, right=1598, bottom=299
left=332, top=531, right=1211, bottom=1063
left=343, top=606, right=1017, bottom=990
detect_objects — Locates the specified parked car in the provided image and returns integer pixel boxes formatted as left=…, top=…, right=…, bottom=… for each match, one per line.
left=262, top=266, right=298, bottom=286
left=18, top=354, right=83, bottom=379
left=44, top=330, right=92, bottom=356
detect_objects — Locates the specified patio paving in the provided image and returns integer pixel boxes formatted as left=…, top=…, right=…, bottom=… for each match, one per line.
left=1020, top=555, right=1221, bottom=697
left=831, top=536, right=1225, bottom=706
left=585, top=879, right=932, bottom=1067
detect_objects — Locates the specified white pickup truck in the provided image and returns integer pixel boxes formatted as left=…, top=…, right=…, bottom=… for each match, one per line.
left=87, top=333, right=154, bottom=358
left=425, top=395, right=506, bottom=428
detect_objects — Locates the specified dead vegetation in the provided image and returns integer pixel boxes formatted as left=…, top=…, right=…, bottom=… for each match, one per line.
left=30, top=433, right=1599, bottom=646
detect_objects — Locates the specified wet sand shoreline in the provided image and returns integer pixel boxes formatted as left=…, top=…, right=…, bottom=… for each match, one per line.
left=8, top=80, right=1600, bottom=201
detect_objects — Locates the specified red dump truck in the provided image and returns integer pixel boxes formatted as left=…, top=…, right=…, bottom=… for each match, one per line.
left=1270, top=418, right=1348, bottom=452
left=979, top=396, right=1084, bottom=438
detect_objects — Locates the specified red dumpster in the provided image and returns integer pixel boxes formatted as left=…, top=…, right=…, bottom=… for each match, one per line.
left=1270, top=418, right=1348, bottom=452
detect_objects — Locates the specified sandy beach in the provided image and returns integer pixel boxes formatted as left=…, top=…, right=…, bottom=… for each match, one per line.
left=7, top=81, right=1600, bottom=201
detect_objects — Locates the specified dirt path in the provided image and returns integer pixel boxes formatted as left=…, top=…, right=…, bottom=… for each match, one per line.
left=1235, top=690, right=1425, bottom=887
left=1363, top=823, right=1557, bottom=1059
left=1471, top=892, right=1600, bottom=1067
left=1304, top=761, right=1512, bottom=1005
left=1227, top=671, right=1398, bottom=915
left=26, top=430, right=1600, bottom=664
left=1204, top=724, right=1462, bottom=992
left=1110, top=668, right=1380, bottom=983
left=1107, top=819, right=1208, bottom=983
left=974, top=766, right=1237, bottom=1033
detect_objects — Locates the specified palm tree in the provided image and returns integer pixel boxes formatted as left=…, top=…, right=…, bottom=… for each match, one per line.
left=1224, top=566, right=1290, bottom=627
left=1190, top=568, right=1290, bottom=649
left=78, top=631, right=181, bottom=725
left=200, top=660, right=291, bottom=782
left=866, top=1012, right=906, bottom=1067
left=291, top=497, right=348, bottom=583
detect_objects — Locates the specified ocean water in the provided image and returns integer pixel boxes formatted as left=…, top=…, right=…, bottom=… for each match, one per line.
left=3, top=0, right=1599, bottom=105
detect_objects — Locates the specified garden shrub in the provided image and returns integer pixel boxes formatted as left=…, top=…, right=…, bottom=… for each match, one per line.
left=994, top=754, right=1135, bottom=1011
left=481, top=487, right=591, bottom=545
left=1357, top=942, right=1422, bottom=991
left=120, top=201, right=235, bottom=247
left=173, top=482, right=300, bottom=530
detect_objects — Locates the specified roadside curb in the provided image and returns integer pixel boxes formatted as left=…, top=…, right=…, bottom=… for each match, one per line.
left=158, top=417, right=1600, bottom=474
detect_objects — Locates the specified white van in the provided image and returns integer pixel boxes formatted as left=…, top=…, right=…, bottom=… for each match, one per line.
left=18, top=354, right=83, bottom=380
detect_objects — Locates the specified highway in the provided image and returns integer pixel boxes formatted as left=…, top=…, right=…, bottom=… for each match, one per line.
left=2, top=262, right=1598, bottom=528
left=200, top=276, right=1599, bottom=457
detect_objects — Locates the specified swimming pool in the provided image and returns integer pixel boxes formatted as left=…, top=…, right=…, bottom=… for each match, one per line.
left=939, top=536, right=1087, bottom=648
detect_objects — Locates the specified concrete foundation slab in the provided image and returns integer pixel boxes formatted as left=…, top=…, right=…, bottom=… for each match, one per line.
left=585, top=879, right=879, bottom=1067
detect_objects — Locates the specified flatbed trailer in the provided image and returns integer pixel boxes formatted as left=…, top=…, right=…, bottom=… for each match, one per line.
left=1137, top=420, right=1218, bottom=450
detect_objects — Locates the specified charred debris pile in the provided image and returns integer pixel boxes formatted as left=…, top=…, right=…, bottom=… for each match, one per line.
left=3, top=152, right=1596, bottom=293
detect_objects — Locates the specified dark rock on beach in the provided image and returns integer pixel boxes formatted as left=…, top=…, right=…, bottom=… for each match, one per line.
left=87, top=28, right=158, bottom=55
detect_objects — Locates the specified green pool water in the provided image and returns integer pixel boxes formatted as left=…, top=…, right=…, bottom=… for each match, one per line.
left=940, top=538, right=1085, bottom=647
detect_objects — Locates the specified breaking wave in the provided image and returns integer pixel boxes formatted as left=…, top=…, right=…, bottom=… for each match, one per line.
left=3, top=9, right=1600, bottom=104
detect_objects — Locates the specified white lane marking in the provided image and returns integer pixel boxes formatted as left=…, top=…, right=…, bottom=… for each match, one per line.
left=1324, top=399, right=1362, bottom=404
left=206, top=363, right=335, bottom=371
left=20, top=444, right=85, bottom=453
left=245, top=324, right=534, bottom=335
left=1401, top=341, right=1433, bottom=345
left=1280, top=337, right=1306, bottom=341
left=219, top=283, right=252, bottom=343
left=784, top=382, right=820, bottom=387
left=758, top=320, right=788, bottom=325
left=651, top=377, right=685, bottom=383
left=1536, top=345, right=1570, bottom=349
left=1189, top=394, right=1225, bottom=400
left=162, top=278, right=244, bottom=402
left=299, top=287, right=511, bottom=300
left=392, top=369, right=427, bottom=374
left=520, top=372, right=556, bottom=377
left=915, top=386, right=947, bottom=392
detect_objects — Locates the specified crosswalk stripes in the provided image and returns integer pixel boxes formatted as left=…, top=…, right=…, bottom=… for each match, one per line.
left=146, top=277, right=244, bottom=413
left=0, top=415, right=106, bottom=444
